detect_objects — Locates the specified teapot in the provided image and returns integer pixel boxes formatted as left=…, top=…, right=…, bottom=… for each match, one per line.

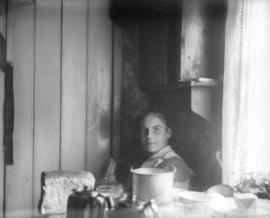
left=66, top=186, right=114, bottom=218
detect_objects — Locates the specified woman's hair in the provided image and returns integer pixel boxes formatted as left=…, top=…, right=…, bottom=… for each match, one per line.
left=139, top=108, right=168, bottom=128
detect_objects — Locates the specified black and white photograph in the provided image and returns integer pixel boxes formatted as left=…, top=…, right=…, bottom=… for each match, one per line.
left=0, top=0, right=270, bottom=217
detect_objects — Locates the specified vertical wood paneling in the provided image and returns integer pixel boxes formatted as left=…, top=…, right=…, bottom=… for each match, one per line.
left=181, top=0, right=206, bottom=80
left=0, top=73, right=4, bottom=217
left=0, top=71, right=4, bottom=216
left=0, top=2, right=6, bottom=214
left=34, top=0, right=61, bottom=209
left=2, top=0, right=114, bottom=213
left=111, top=25, right=122, bottom=159
left=87, top=0, right=112, bottom=176
left=61, top=0, right=88, bottom=170
left=5, top=4, right=34, bottom=213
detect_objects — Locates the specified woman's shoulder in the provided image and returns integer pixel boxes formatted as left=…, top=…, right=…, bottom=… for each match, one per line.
left=159, top=155, right=194, bottom=177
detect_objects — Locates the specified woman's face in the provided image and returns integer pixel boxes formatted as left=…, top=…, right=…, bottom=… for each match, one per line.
left=140, top=113, right=171, bottom=154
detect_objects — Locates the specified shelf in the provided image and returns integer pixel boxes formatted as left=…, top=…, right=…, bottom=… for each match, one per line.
left=190, top=78, right=219, bottom=87
left=145, top=78, right=220, bottom=92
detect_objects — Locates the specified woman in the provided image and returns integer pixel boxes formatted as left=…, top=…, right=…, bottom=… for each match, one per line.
left=137, top=111, right=194, bottom=189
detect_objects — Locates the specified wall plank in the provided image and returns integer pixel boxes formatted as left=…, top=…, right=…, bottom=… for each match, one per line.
left=87, top=0, right=112, bottom=177
left=0, top=72, right=4, bottom=216
left=0, top=71, right=4, bottom=217
left=33, top=0, right=61, bottom=209
left=111, top=25, right=122, bottom=159
left=181, top=0, right=206, bottom=80
left=181, top=0, right=225, bottom=81
left=0, top=1, right=6, bottom=214
left=5, top=4, right=34, bottom=213
left=61, top=0, right=88, bottom=170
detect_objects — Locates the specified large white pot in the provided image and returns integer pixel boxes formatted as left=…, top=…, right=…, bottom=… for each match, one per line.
left=131, top=168, right=175, bottom=205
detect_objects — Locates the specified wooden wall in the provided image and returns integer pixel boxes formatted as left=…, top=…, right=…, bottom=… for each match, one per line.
left=0, top=0, right=114, bottom=214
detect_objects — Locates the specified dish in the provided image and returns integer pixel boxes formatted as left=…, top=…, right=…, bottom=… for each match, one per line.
left=209, top=197, right=270, bottom=216
left=178, top=191, right=211, bottom=203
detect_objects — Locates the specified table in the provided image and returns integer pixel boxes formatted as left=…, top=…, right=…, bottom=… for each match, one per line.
left=4, top=198, right=270, bottom=218
left=1, top=210, right=65, bottom=218
left=109, top=202, right=212, bottom=218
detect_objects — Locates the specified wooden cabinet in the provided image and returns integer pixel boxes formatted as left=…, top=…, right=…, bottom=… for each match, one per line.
left=109, top=0, right=183, bottom=89
left=137, top=0, right=226, bottom=90
left=139, top=9, right=181, bottom=90
left=110, top=0, right=226, bottom=90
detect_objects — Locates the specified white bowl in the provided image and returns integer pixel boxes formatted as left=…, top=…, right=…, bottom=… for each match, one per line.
left=131, top=168, right=175, bottom=205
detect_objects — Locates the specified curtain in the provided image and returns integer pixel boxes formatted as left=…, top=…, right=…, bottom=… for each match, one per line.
left=223, top=0, right=270, bottom=185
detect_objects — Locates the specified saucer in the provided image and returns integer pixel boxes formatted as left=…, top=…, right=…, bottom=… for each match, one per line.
left=178, top=191, right=211, bottom=203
